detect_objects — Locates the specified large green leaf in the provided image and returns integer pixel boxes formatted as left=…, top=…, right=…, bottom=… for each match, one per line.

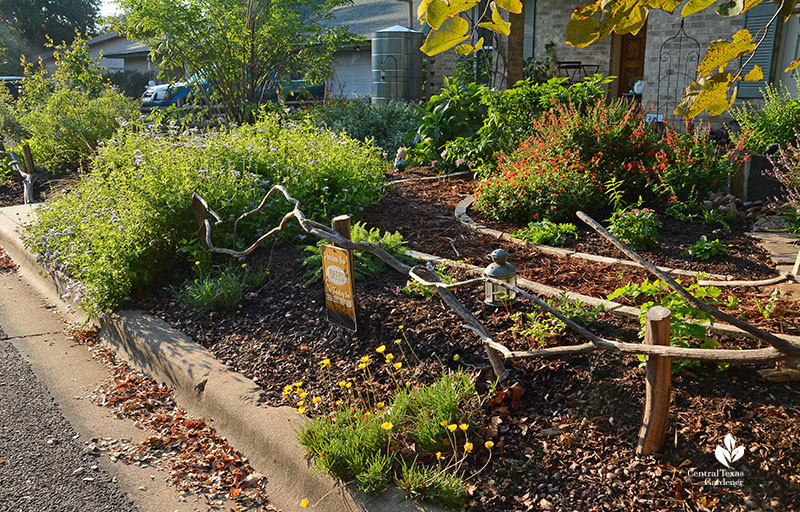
left=425, top=0, right=450, bottom=30
left=681, top=0, right=716, bottom=17
left=615, top=5, right=648, bottom=34
left=743, top=64, right=763, bottom=81
left=675, top=72, right=735, bottom=117
left=566, top=14, right=600, bottom=48
left=420, top=16, right=470, bottom=55
left=495, top=0, right=523, bottom=14
left=455, top=37, right=484, bottom=55
left=696, top=29, right=755, bottom=75
left=478, top=2, right=512, bottom=36
left=645, top=0, right=682, bottom=14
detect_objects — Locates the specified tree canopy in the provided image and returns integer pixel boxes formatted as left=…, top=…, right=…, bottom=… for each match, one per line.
left=0, top=0, right=100, bottom=74
left=116, top=0, right=356, bottom=124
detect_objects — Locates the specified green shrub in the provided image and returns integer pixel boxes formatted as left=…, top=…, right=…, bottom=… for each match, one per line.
left=397, top=459, right=467, bottom=509
left=18, top=87, right=139, bottom=172
left=301, top=222, right=414, bottom=284
left=23, top=118, right=385, bottom=316
left=685, top=236, right=727, bottom=260
left=475, top=100, right=731, bottom=223
left=731, top=78, right=800, bottom=153
left=303, top=97, right=421, bottom=159
left=607, top=203, right=661, bottom=250
left=401, top=263, right=455, bottom=300
left=512, top=220, right=577, bottom=246
left=511, top=293, right=603, bottom=347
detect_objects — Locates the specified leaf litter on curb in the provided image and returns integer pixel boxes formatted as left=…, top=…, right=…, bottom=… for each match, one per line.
left=66, top=325, right=277, bottom=511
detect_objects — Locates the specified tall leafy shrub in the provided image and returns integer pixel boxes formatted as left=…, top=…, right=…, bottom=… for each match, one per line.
left=731, top=79, right=800, bottom=153
left=303, top=97, right=421, bottom=158
left=23, top=118, right=385, bottom=315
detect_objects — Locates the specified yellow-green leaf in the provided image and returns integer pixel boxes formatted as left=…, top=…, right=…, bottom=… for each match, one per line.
left=420, top=16, right=470, bottom=56
left=645, top=0, right=682, bottom=14
left=495, top=0, right=523, bottom=14
left=681, top=0, right=715, bottom=17
left=743, top=65, right=763, bottom=81
left=717, top=0, right=744, bottom=17
left=478, top=2, right=512, bottom=36
left=566, top=14, right=600, bottom=48
left=454, top=37, right=484, bottom=55
left=674, top=81, right=703, bottom=117
left=616, top=5, right=648, bottom=35
left=740, top=0, right=764, bottom=15
left=786, top=57, right=800, bottom=73
left=696, top=30, right=755, bottom=76
left=425, top=0, right=450, bottom=30
left=446, top=0, right=482, bottom=17
left=677, top=72, right=735, bottom=117
left=417, top=0, right=433, bottom=22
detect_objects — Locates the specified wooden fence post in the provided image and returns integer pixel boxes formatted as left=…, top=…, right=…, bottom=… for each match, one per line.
left=792, top=247, right=799, bottom=278
left=22, top=144, right=35, bottom=175
left=636, top=306, right=672, bottom=456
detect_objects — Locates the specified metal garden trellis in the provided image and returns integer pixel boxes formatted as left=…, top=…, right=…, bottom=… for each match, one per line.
left=655, top=18, right=701, bottom=127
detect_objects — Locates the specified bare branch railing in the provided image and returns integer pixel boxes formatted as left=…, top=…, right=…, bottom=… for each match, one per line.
left=191, top=187, right=798, bottom=379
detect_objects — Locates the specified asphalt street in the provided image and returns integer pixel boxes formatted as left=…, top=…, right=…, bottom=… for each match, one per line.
left=0, top=331, right=138, bottom=512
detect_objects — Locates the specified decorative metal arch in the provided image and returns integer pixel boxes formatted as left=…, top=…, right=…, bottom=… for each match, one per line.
left=655, top=18, right=701, bottom=127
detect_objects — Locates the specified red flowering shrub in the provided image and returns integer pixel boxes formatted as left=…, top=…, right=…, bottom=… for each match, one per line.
left=475, top=100, right=732, bottom=223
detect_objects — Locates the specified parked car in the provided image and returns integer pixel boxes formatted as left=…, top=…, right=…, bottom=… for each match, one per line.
left=0, top=76, right=24, bottom=100
left=140, top=80, right=209, bottom=108
left=140, top=76, right=324, bottom=108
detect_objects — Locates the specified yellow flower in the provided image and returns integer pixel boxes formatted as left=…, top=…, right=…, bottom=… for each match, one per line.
left=265, top=270, right=271, bottom=276
left=297, top=400, right=305, bottom=407
left=319, top=358, right=331, bottom=368
left=459, top=423, right=468, bottom=432
left=394, top=339, right=402, bottom=344
left=346, top=382, right=352, bottom=389
left=240, top=263, right=247, bottom=269
left=375, top=345, right=386, bottom=354
left=294, top=381, right=304, bottom=388
left=440, top=420, right=448, bottom=427
left=299, top=392, right=307, bottom=399
left=447, top=424, right=457, bottom=432
left=384, top=353, right=394, bottom=362
left=359, top=355, right=370, bottom=363
left=194, top=260, right=201, bottom=266
left=296, top=407, right=306, bottom=414
left=335, top=399, right=343, bottom=406
left=381, top=422, right=393, bottom=431
left=283, top=384, right=293, bottom=393
left=358, top=363, right=367, bottom=370
left=300, top=498, right=309, bottom=508
left=338, top=380, right=347, bottom=388
left=452, top=354, right=460, bottom=362
left=393, top=362, right=402, bottom=370
left=399, top=325, right=404, bottom=330
left=436, top=451, right=444, bottom=460
left=376, top=402, right=385, bottom=409
left=485, top=440, right=495, bottom=449
left=464, top=442, right=473, bottom=453
left=312, top=397, right=321, bottom=404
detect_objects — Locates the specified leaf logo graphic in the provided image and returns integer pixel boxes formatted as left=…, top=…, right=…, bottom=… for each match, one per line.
left=715, top=434, right=745, bottom=469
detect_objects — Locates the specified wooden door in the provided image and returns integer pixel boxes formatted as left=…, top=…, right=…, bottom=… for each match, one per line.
left=615, top=23, right=647, bottom=97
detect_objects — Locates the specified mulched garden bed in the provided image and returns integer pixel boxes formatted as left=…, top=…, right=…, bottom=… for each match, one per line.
left=130, top=168, right=800, bottom=511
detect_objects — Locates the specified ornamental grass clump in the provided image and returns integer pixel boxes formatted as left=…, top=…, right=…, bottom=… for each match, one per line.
left=296, top=341, right=492, bottom=508
left=23, top=118, right=385, bottom=316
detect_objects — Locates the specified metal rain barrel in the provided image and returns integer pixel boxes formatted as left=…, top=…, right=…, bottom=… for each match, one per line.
left=371, top=25, right=424, bottom=103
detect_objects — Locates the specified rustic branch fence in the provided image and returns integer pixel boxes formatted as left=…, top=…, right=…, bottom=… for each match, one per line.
left=191, top=187, right=800, bottom=454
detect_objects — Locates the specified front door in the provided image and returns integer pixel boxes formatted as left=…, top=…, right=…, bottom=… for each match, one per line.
left=777, top=15, right=800, bottom=97
left=615, top=23, right=647, bottom=97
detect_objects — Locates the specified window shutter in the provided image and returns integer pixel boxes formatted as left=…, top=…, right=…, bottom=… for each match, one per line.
left=523, top=0, right=535, bottom=60
left=738, top=2, right=779, bottom=98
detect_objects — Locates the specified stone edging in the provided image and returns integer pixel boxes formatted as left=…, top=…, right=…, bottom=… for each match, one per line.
left=455, top=195, right=736, bottom=282
left=0, top=205, right=443, bottom=512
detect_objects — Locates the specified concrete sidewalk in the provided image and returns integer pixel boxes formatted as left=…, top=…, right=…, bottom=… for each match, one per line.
left=0, top=203, right=441, bottom=512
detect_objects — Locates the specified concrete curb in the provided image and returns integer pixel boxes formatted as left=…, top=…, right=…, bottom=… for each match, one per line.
left=0, top=205, right=443, bottom=512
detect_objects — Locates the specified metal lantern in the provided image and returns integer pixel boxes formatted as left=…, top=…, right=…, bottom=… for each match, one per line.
left=483, top=249, right=517, bottom=306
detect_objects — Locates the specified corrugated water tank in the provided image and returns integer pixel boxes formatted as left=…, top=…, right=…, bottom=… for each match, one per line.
left=371, top=25, right=424, bottom=103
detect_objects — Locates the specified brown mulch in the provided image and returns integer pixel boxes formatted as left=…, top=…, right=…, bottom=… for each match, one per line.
left=129, top=169, right=800, bottom=512
left=0, top=247, right=17, bottom=272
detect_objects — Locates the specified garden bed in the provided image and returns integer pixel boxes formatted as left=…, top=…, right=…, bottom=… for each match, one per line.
left=128, top=168, right=800, bottom=511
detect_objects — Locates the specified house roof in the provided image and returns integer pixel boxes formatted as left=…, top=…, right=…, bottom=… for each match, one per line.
left=328, top=0, right=413, bottom=38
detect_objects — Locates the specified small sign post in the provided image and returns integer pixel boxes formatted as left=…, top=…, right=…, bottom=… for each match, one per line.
left=322, top=214, right=358, bottom=331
